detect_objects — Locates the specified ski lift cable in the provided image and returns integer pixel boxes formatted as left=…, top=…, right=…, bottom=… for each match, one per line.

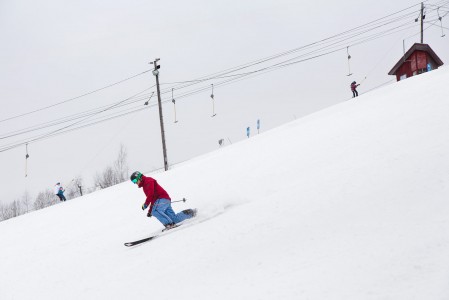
left=157, top=4, right=423, bottom=92
left=0, top=93, right=161, bottom=152
left=0, top=69, right=152, bottom=124
left=0, top=21, right=425, bottom=155
left=363, top=33, right=407, bottom=80
left=34, top=21, right=448, bottom=134
left=161, top=17, right=420, bottom=100
left=405, top=19, right=443, bottom=39
left=0, top=87, right=152, bottom=151
left=426, top=0, right=449, bottom=9
left=0, top=92, right=152, bottom=140
left=142, top=14, right=428, bottom=105
left=0, top=87, right=155, bottom=141
left=158, top=24, right=407, bottom=104
left=3, top=4, right=426, bottom=136
left=158, top=11, right=421, bottom=94
left=159, top=13, right=413, bottom=88
left=261, top=20, right=407, bottom=70
left=1, top=93, right=169, bottom=153
left=0, top=2, right=427, bottom=132
left=0, top=4, right=434, bottom=153
left=424, top=20, right=449, bottom=30
left=0, top=105, right=154, bottom=153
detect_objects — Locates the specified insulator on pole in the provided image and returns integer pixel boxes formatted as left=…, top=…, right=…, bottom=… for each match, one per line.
left=172, top=88, right=178, bottom=123
left=210, top=84, right=216, bottom=117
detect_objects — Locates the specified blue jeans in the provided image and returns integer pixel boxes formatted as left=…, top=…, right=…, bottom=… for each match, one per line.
left=57, top=193, right=66, bottom=201
left=151, top=199, right=190, bottom=226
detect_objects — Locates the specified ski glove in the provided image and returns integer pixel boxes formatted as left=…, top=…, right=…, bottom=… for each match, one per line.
left=147, top=210, right=152, bottom=218
left=142, top=203, right=148, bottom=210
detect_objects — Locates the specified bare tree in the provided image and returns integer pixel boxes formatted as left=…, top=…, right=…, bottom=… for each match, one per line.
left=10, top=199, right=22, bottom=217
left=0, top=203, right=13, bottom=221
left=94, top=166, right=115, bottom=189
left=94, top=144, right=129, bottom=189
left=66, top=177, right=84, bottom=199
left=21, top=191, right=32, bottom=214
left=0, top=199, right=22, bottom=221
left=34, top=189, right=56, bottom=210
left=114, top=143, right=128, bottom=183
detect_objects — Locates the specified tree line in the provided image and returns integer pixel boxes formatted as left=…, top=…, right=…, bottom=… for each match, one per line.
left=0, top=145, right=129, bottom=222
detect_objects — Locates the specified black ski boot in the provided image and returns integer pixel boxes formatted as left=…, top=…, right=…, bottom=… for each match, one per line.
left=165, top=223, right=176, bottom=229
left=182, top=209, right=197, bottom=218
left=162, top=223, right=177, bottom=232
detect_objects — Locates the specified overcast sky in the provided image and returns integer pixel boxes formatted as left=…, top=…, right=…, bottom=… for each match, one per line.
left=1, top=0, right=448, bottom=203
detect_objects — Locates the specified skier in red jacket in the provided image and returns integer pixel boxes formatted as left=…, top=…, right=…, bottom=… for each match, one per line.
left=130, top=171, right=196, bottom=229
left=350, top=81, right=360, bottom=98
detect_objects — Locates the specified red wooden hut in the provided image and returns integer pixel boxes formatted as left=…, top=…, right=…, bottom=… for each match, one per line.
left=388, top=43, right=444, bottom=81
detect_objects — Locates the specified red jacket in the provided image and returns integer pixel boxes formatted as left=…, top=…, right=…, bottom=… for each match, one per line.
left=350, top=82, right=360, bottom=91
left=138, top=175, right=171, bottom=208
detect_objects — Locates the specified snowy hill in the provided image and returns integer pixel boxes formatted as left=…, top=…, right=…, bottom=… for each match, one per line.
left=1, top=67, right=449, bottom=299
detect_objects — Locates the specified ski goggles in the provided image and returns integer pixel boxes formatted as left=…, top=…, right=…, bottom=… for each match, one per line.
left=131, top=178, right=139, bottom=184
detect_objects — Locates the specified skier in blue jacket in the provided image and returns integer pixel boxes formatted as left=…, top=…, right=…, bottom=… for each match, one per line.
left=54, top=182, right=66, bottom=201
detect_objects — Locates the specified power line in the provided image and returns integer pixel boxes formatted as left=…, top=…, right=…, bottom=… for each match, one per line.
left=156, top=6, right=423, bottom=95
left=4, top=2, right=427, bottom=130
left=0, top=87, right=154, bottom=152
left=157, top=3, right=423, bottom=90
left=1, top=1, right=444, bottom=153
left=2, top=1, right=444, bottom=130
left=158, top=2, right=445, bottom=98
left=0, top=91, right=154, bottom=140
left=0, top=102, right=154, bottom=153
left=0, top=69, right=151, bottom=124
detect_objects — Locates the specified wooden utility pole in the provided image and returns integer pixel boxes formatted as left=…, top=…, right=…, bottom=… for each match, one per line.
left=151, top=58, right=169, bottom=171
left=420, top=2, right=424, bottom=43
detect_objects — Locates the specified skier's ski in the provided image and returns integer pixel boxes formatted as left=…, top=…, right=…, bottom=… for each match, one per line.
left=124, top=224, right=180, bottom=247
left=124, top=236, right=157, bottom=247
left=124, top=208, right=222, bottom=247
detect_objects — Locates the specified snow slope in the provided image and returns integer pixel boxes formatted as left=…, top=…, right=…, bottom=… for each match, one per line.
left=1, top=67, right=449, bottom=299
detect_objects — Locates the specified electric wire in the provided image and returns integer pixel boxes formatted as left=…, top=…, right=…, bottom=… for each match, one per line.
left=0, top=92, right=154, bottom=140
left=157, top=3, right=424, bottom=93
left=0, top=87, right=153, bottom=152
left=2, top=1, right=446, bottom=127
left=0, top=69, right=151, bottom=124
left=1, top=1, right=447, bottom=153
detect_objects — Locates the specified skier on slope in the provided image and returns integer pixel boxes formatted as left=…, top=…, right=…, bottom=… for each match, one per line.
left=350, top=81, right=360, bottom=98
left=130, top=171, right=196, bottom=230
left=54, top=182, right=66, bottom=201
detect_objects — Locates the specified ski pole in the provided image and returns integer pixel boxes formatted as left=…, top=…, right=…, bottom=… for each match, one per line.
left=172, top=197, right=187, bottom=203
left=147, top=198, right=187, bottom=217
left=151, top=198, right=187, bottom=208
left=360, top=75, right=367, bottom=84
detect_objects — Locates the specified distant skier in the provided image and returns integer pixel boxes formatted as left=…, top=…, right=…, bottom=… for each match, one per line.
left=130, top=171, right=196, bottom=230
left=351, top=81, right=360, bottom=98
left=54, top=182, right=66, bottom=201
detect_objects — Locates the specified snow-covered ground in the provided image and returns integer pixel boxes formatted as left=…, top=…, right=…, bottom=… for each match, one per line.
left=1, top=67, right=449, bottom=299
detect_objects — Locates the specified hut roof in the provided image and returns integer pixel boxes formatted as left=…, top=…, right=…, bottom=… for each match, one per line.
left=388, top=43, right=444, bottom=75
